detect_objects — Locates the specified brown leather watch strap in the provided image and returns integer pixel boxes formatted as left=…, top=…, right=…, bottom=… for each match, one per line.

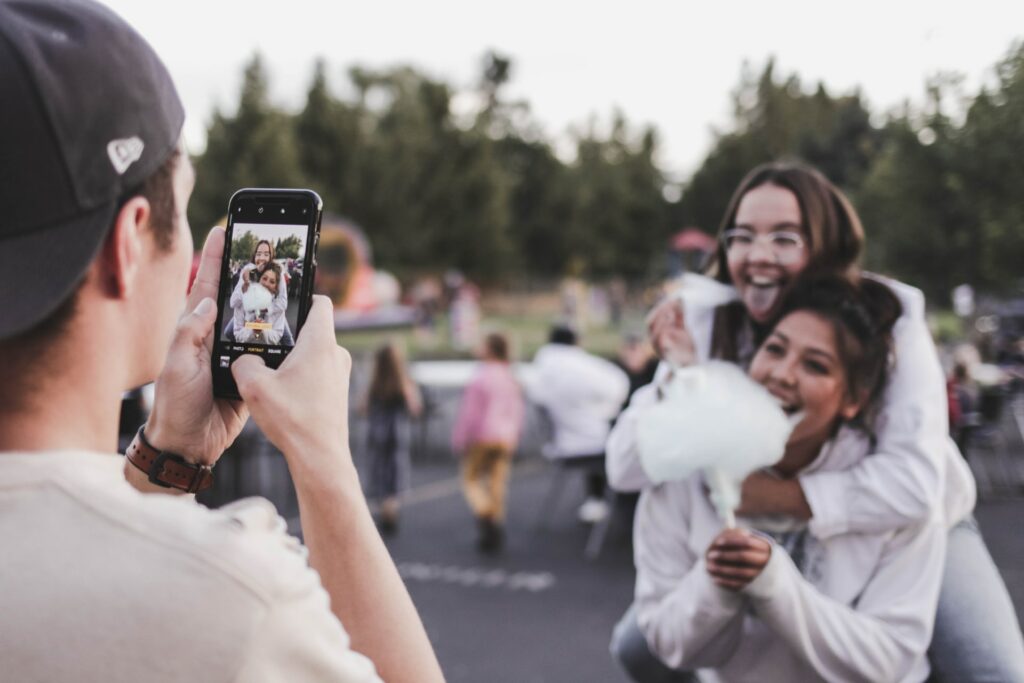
left=125, top=426, right=213, bottom=493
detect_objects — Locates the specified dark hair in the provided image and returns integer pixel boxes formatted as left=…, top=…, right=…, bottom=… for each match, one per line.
left=0, top=148, right=181, bottom=363
left=707, top=161, right=865, bottom=284
left=484, top=333, right=510, bottom=362
left=367, top=344, right=411, bottom=407
left=259, top=261, right=282, bottom=290
left=772, top=275, right=902, bottom=429
left=252, top=240, right=274, bottom=264
left=549, top=325, right=577, bottom=346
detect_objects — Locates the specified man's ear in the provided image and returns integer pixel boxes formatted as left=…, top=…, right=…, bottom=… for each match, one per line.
left=97, top=197, right=152, bottom=299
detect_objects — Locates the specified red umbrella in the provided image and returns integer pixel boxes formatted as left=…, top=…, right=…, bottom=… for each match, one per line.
left=670, top=228, right=716, bottom=252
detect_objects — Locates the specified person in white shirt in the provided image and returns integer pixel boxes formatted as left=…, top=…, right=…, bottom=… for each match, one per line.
left=0, top=2, right=443, bottom=681
left=528, top=325, right=630, bottom=522
left=631, top=276, right=942, bottom=682
left=607, top=162, right=1024, bottom=682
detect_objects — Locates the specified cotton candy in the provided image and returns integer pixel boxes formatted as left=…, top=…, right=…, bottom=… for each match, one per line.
left=637, top=361, right=794, bottom=525
left=242, top=282, right=274, bottom=317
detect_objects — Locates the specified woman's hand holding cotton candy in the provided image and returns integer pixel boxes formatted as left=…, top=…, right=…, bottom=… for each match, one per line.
left=706, top=528, right=771, bottom=591
left=646, top=298, right=696, bottom=367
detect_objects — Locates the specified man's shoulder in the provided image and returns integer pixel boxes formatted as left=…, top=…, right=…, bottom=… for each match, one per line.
left=6, top=451, right=316, bottom=605
left=0, top=452, right=328, bottom=681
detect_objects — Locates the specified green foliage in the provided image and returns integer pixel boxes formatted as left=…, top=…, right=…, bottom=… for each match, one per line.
left=274, top=235, right=302, bottom=259
left=858, top=42, right=1024, bottom=301
left=230, top=231, right=257, bottom=262
left=676, top=59, right=882, bottom=235
left=189, top=54, right=306, bottom=241
left=190, top=46, right=1024, bottom=302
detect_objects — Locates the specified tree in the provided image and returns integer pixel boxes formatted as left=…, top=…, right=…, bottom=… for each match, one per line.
left=230, top=231, right=257, bottom=262
left=274, top=235, right=303, bottom=259
left=675, top=60, right=883, bottom=235
left=189, top=54, right=306, bottom=243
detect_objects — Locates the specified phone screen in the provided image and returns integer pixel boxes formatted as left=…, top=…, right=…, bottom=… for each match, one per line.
left=212, top=189, right=322, bottom=399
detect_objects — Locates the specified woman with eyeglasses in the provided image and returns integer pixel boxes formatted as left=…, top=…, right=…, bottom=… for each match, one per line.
left=606, top=162, right=1024, bottom=682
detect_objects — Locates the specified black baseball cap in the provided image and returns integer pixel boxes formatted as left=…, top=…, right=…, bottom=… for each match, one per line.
left=0, top=0, right=184, bottom=339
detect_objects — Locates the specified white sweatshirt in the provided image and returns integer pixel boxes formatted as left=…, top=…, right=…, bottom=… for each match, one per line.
left=633, top=414, right=946, bottom=683
left=525, top=343, right=629, bottom=458
left=607, top=274, right=976, bottom=535
left=230, top=264, right=289, bottom=345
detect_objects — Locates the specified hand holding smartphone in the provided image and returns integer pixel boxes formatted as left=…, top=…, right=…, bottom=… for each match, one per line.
left=211, top=188, right=323, bottom=399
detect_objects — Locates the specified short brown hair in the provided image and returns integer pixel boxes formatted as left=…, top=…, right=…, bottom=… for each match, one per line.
left=707, top=162, right=865, bottom=284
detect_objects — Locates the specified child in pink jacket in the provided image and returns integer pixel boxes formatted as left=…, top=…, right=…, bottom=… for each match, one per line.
left=452, top=333, right=525, bottom=553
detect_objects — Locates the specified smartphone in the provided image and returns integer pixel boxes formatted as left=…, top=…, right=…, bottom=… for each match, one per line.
left=211, top=188, right=323, bottom=399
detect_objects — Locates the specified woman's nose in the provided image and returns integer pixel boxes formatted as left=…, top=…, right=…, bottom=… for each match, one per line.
left=747, top=237, right=775, bottom=264
left=769, top=357, right=797, bottom=385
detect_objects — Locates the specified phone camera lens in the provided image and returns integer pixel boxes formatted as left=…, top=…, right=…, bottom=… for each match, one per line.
left=280, top=208, right=285, bottom=214
left=258, top=206, right=264, bottom=214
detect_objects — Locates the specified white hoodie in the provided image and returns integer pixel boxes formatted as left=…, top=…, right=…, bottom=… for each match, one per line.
left=607, top=274, right=976, bottom=537
left=631, top=391, right=945, bottom=682
left=525, top=343, right=629, bottom=458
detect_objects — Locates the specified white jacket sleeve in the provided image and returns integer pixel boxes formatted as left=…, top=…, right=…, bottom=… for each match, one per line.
left=272, top=274, right=289, bottom=316
left=229, top=270, right=248, bottom=309
left=606, top=383, right=659, bottom=492
left=633, top=484, right=746, bottom=669
left=801, top=279, right=975, bottom=538
left=742, top=519, right=945, bottom=683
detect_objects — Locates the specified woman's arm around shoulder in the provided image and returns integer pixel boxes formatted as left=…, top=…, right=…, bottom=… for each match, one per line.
left=800, top=276, right=967, bottom=538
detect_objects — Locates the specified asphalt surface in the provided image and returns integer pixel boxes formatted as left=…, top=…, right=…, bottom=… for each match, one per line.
left=371, top=393, right=1024, bottom=683
left=208, top=392, right=1024, bottom=682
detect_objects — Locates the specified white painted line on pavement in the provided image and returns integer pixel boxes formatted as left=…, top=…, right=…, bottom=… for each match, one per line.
left=397, top=561, right=556, bottom=592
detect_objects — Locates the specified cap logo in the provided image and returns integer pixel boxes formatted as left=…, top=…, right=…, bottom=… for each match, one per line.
left=107, top=137, right=145, bottom=175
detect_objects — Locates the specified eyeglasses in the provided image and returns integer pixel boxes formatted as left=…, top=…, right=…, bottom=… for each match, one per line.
left=721, top=228, right=806, bottom=265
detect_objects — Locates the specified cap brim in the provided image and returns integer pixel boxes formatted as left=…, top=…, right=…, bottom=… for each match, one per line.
left=0, top=202, right=115, bottom=339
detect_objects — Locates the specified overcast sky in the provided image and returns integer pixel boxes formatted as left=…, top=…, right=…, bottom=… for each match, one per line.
left=105, top=0, right=1023, bottom=179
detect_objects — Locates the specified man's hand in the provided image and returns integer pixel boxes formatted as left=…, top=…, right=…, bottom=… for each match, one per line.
left=231, top=296, right=352, bottom=480
left=646, top=297, right=696, bottom=367
left=145, top=227, right=248, bottom=466
left=706, top=527, right=772, bottom=591
left=734, top=471, right=812, bottom=520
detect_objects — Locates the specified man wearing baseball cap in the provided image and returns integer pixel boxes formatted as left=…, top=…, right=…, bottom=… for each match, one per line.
left=0, top=1, right=443, bottom=681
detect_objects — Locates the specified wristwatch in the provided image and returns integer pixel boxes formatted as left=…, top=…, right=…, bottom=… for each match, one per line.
left=125, top=425, right=214, bottom=493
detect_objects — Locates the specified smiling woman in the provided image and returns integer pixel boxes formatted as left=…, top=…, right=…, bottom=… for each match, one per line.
left=608, top=161, right=1024, bottom=682
left=627, top=276, right=945, bottom=682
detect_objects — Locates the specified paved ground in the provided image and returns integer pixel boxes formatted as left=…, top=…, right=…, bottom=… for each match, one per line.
left=207, top=392, right=1024, bottom=682
left=375, top=392, right=1024, bottom=682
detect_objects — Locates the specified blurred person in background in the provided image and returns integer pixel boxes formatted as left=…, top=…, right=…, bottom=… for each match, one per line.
left=362, top=343, right=423, bottom=535
left=529, top=325, right=629, bottom=523
left=451, top=332, right=525, bottom=553
left=614, top=332, right=661, bottom=410
left=606, top=161, right=1024, bottom=682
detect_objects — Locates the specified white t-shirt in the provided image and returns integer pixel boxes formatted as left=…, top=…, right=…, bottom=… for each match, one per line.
left=0, top=450, right=381, bottom=683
